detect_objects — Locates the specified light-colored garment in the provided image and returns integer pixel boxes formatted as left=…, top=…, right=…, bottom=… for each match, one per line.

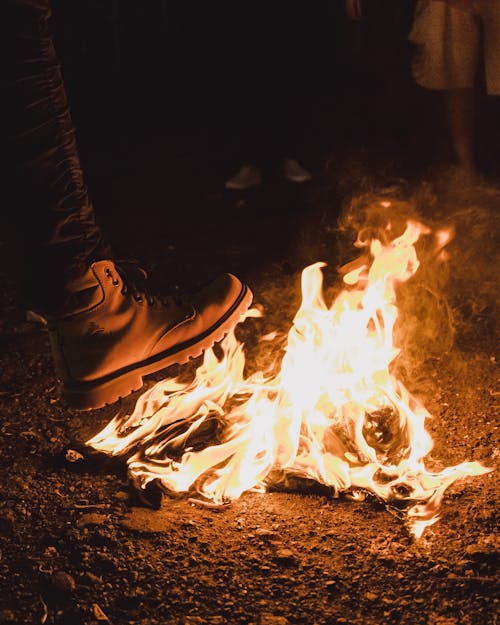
left=409, top=0, right=500, bottom=94
left=429, top=0, right=477, bottom=11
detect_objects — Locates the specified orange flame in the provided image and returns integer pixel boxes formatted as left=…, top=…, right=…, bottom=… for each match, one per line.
left=88, top=220, right=491, bottom=537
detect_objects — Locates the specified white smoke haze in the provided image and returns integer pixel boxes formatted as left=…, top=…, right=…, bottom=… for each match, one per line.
left=288, top=166, right=499, bottom=387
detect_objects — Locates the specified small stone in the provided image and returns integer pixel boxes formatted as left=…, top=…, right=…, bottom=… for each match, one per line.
left=65, top=449, right=84, bottom=463
left=77, top=513, right=108, bottom=528
left=51, top=570, right=76, bottom=593
left=256, top=528, right=275, bottom=536
left=273, top=549, right=298, bottom=567
left=44, top=546, right=58, bottom=558
left=325, top=580, right=338, bottom=592
left=260, top=615, right=289, bottom=625
left=365, top=591, right=379, bottom=601
left=84, top=572, right=103, bottom=585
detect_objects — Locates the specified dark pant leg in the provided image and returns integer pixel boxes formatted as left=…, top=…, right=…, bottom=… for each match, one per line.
left=3, top=0, right=111, bottom=314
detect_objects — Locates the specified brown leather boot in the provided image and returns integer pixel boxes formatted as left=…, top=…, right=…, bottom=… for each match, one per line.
left=46, top=260, right=252, bottom=410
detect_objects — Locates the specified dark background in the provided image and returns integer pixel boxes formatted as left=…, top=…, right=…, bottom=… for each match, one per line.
left=47, top=1, right=424, bottom=262
left=5, top=0, right=500, bottom=288
left=50, top=0, right=422, bottom=176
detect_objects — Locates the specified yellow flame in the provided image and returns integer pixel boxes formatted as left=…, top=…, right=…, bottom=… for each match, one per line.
left=88, top=221, right=491, bottom=535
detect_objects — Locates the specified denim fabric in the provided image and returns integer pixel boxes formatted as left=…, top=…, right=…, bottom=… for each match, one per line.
left=4, top=0, right=111, bottom=313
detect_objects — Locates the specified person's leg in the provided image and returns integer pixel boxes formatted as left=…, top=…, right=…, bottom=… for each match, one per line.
left=4, top=0, right=252, bottom=409
left=442, top=8, right=479, bottom=174
left=479, top=0, right=500, bottom=96
left=443, top=87, right=476, bottom=173
left=441, top=7, right=480, bottom=174
left=409, top=1, right=479, bottom=172
left=5, top=0, right=111, bottom=314
left=477, top=0, right=500, bottom=170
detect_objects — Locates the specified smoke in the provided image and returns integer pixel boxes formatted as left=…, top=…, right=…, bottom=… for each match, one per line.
left=282, top=164, right=499, bottom=390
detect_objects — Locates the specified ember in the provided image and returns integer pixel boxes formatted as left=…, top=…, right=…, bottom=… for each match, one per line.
left=88, top=216, right=491, bottom=537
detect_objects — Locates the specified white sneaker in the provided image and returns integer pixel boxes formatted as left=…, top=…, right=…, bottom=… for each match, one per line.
left=282, top=158, right=312, bottom=183
left=224, top=164, right=263, bottom=190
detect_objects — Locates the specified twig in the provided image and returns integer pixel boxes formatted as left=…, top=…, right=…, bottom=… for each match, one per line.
left=39, top=595, right=48, bottom=625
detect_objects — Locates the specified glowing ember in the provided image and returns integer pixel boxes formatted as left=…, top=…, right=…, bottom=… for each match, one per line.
left=88, top=219, right=491, bottom=537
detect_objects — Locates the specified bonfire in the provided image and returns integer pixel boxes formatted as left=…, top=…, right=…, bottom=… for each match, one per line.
left=88, top=216, right=490, bottom=537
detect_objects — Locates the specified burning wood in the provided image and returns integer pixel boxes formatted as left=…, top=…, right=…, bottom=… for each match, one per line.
left=87, top=217, right=491, bottom=537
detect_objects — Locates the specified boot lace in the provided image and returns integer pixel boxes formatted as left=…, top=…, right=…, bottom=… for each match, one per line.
left=109, top=260, right=187, bottom=309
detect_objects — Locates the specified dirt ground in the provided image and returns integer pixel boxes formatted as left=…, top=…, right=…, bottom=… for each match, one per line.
left=0, top=161, right=499, bottom=625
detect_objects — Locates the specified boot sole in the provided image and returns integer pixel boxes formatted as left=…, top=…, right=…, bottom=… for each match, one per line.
left=62, top=284, right=253, bottom=410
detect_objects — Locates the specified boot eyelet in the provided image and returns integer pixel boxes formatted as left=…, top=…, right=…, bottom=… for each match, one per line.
left=134, top=295, right=143, bottom=303
left=105, top=267, right=119, bottom=285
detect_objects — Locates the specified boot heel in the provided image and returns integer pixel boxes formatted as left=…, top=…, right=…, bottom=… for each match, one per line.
left=63, top=371, right=144, bottom=410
